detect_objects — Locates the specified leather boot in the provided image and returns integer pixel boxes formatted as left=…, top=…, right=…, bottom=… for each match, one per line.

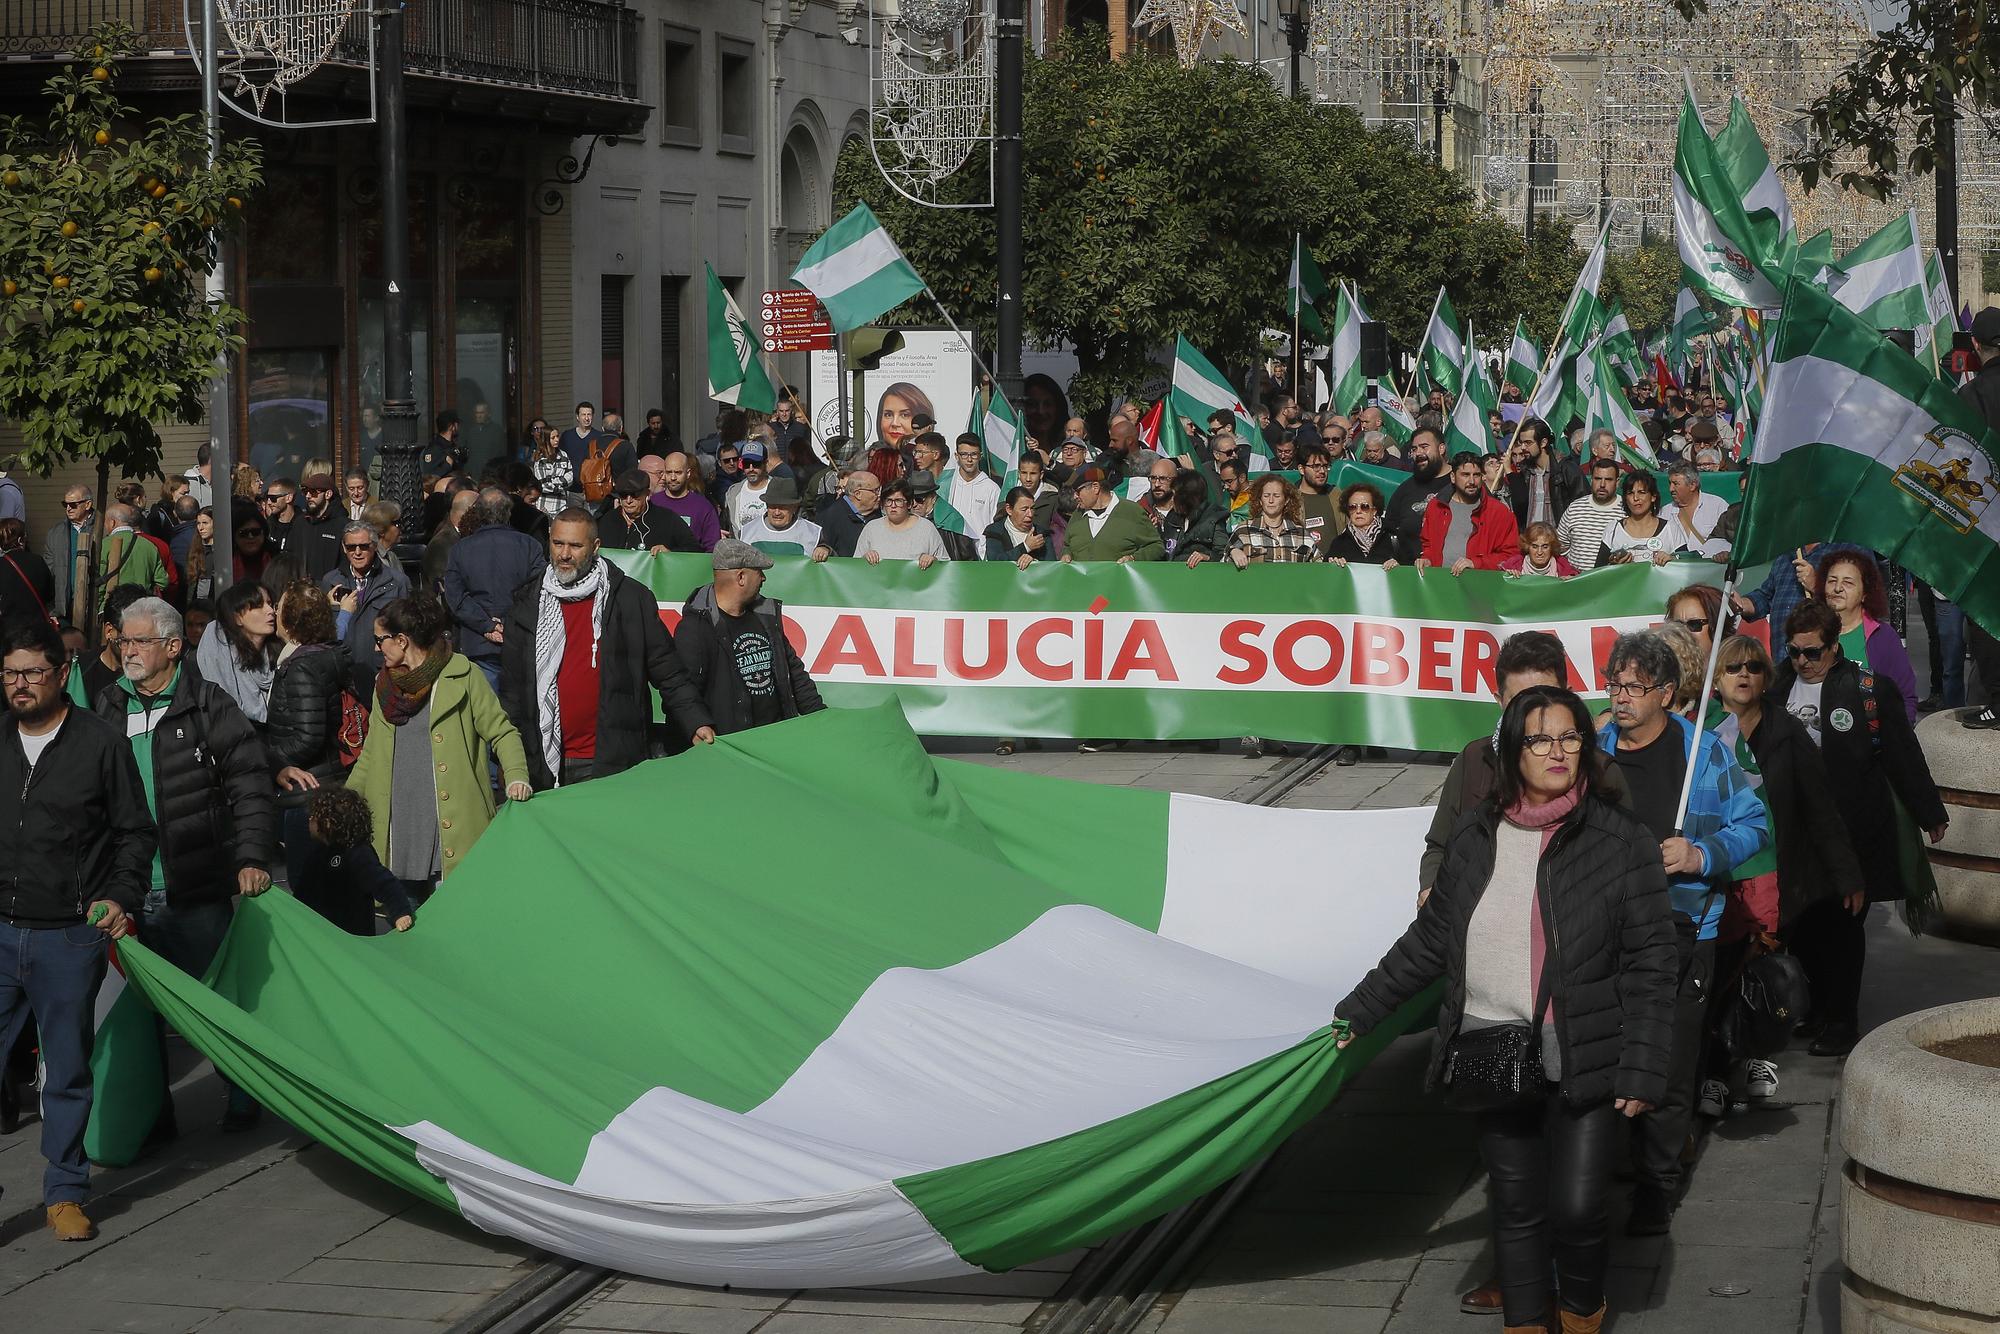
left=1558, top=1304, right=1606, bottom=1334
left=1502, top=1324, right=1551, bottom=1334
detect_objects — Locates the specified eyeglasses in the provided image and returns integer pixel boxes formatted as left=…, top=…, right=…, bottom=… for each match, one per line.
left=1604, top=680, right=1665, bottom=698
left=1, top=665, right=56, bottom=684
left=1674, top=617, right=1709, bottom=634
left=303, top=483, right=333, bottom=496
left=1523, top=731, right=1586, bottom=757
left=1722, top=662, right=1768, bottom=676
left=261, top=493, right=291, bottom=504
left=373, top=632, right=396, bottom=647
left=1787, top=642, right=1830, bottom=662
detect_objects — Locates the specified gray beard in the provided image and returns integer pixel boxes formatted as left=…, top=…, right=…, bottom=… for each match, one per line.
left=555, top=556, right=595, bottom=587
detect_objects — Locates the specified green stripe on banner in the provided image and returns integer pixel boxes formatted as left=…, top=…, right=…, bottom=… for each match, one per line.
left=618, top=554, right=1721, bottom=747
left=898, top=983, right=1441, bottom=1271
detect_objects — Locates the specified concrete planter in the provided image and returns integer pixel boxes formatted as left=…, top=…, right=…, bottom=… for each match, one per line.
left=1841, top=998, right=2000, bottom=1331
left=1916, top=713, right=2000, bottom=941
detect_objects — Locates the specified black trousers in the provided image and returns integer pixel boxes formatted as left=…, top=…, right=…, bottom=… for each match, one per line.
left=1971, top=621, right=2000, bottom=707
left=1634, top=936, right=1714, bottom=1195
left=1917, top=582, right=1943, bottom=695
left=1478, top=1095, right=1621, bottom=1325
left=1784, top=896, right=1866, bottom=1029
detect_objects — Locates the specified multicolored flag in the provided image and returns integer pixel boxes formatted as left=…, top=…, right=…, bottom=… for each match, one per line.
left=1415, top=288, right=1465, bottom=399
left=1170, top=334, right=1263, bottom=455
left=1673, top=88, right=1784, bottom=310
left=1377, top=390, right=1416, bottom=447
left=791, top=203, right=926, bottom=331
left=1137, top=396, right=1192, bottom=459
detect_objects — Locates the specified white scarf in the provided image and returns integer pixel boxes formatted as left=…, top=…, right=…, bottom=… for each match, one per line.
left=533, top=556, right=609, bottom=783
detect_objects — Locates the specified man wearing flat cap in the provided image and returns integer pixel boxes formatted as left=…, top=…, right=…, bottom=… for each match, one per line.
left=675, top=539, right=826, bottom=734
left=1060, top=466, right=1165, bottom=563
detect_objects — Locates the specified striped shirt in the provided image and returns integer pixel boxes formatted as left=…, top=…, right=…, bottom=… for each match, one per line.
left=1555, top=495, right=1623, bottom=572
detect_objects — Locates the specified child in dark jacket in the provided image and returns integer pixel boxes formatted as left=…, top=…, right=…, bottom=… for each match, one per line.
left=295, top=787, right=415, bottom=936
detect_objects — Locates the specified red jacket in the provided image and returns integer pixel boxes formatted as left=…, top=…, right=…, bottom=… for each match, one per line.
left=1419, top=492, right=1520, bottom=570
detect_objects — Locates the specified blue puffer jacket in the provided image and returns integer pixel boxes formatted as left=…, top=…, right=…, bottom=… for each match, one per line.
left=1597, top=713, right=1768, bottom=940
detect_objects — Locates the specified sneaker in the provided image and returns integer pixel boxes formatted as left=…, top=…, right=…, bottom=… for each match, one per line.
left=46, top=1202, right=97, bottom=1242
left=1626, top=1185, right=1674, bottom=1236
left=1241, top=736, right=1264, bottom=758
left=1746, top=1059, right=1780, bottom=1100
left=1917, top=694, right=1945, bottom=714
left=1964, top=706, right=2000, bottom=730
left=1697, top=1078, right=1729, bottom=1118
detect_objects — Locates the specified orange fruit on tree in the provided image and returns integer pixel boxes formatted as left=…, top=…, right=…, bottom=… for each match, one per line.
left=2, top=170, right=18, bottom=188
left=61, top=220, right=79, bottom=237
left=94, top=129, right=110, bottom=146
left=93, top=44, right=104, bottom=57
left=227, top=196, right=242, bottom=209
left=150, top=183, right=166, bottom=199
left=92, top=67, right=109, bottom=81
left=51, top=274, right=69, bottom=289
left=1, top=280, right=16, bottom=297
left=143, top=221, right=160, bottom=235
left=144, top=267, right=163, bottom=282
left=70, top=298, right=86, bottom=313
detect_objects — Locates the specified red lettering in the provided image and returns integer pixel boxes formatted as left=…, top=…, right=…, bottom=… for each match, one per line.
left=1417, top=626, right=1455, bottom=694
left=1107, top=621, right=1179, bottom=682
left=1217, top=620, right=1267, bottom=685
left=1084, top=616, right=1105, bottom=680
left=1018, top=618, right=1074, bottom=682
left=944, top=618, right=1007, bottom=681
left=780, top=615, right=807, bottom=656
left=1351, top=621, right=1410, bottom=688
left=1461, top=629, right=1499, bottom=696
left=658, top=608, right=682, bottom=634
left=1588, top=625, right=1623, bottom=692
left=892, top=616, right=936, bottom=679
left=1272, top=620, right=1344, bottom=687
left=811, top=614, right=887, bottom=677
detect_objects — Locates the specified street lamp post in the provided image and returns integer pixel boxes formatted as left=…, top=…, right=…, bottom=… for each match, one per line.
left=1431, top=56, right=1458, bottom=166
left=995, top=0, right=1024, bottom=404
left=1278, top=0, right=1308, bottom=99
left=375, top=5, right=421, bottom=527
left=1524, top=86, right=1541, bottom=243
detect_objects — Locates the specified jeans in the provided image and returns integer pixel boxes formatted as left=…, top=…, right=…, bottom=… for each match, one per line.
left=0, top=917, right=109, bottom=1204
left=1934, top=598, right=1968, bottom=709
left=1478, top=1094, right=1620, bottom=1325
left=140, top=890, right=255, bottom=1118
left=472, top=657, right=501, bottom=693
left=1635, top=935, right=1715, bottom=1195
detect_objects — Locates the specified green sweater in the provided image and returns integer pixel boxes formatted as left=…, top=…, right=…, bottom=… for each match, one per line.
left=1063, top=497, right=1165, bottom=563
left=99, top=529, right=166, bottom=607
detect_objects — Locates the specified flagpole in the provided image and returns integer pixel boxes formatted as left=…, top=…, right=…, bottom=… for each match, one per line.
left=1291, top=234, right=1303, bottom=410
left=1667, top=438, right=1760, bottom=833
left=915, top=280, right=1019, bottom=443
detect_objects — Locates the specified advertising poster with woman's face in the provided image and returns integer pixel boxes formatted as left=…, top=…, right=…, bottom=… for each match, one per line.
left=808, top=330, right=975, bottom=449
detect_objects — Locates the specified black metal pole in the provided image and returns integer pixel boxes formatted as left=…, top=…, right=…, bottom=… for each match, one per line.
left=994, top=0, right=1025, bottom=405
left=1524, top=88, right=1538, bottom=244
left=1937, top=89, right=1960, bottom=311
left=1288, top=16, right=1301, bottom=99
left=377, top=3, right=422, bottom=528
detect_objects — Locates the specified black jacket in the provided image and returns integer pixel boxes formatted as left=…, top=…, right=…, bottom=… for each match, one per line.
left=675, top=584, right=826, bottom=734
left=0, top=705, right=157, bottom=926
left=1337, top=794, right=1679, bottom=1107
left=1325, top=527, right=1396, bottom=564
left=1958, top=360, right=2000, bottom=435
left=1420, top=738, right=1631, bottom=891
left=1767, top=659, right=1946, bottom=903
left=597, top=505, right=701, bottom=553
left=265, top=641, right=351, bottom=783
left=320, top=558, right=411, bottom=705
left=1384, top=472, right=1451, bottom=566
left=276, top=507, right=345, bottom=581
left=91, top=672, right=277, bottom=906
left=1506, top=456, right=1585, bottom=530
left=1, top=548, right=56, bottom=626
left=499, top=562, right=715, bottom=789
left=814, top=498, right=873, bottom=559
left=1738, top=704, right=1864, bottom=926
left=984, top=517, right=1053, bottom=562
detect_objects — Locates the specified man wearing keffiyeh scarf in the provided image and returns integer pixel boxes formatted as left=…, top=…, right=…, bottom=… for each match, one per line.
left=500, top=510, right=715, bottom=790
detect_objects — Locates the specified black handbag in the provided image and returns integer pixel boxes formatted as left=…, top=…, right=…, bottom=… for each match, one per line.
left=1441, top=961, right=1555, bottom=1112
left=1717, top=935, right=1811, bottom=1060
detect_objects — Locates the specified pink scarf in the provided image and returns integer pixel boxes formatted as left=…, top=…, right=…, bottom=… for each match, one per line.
left=1502, top=781, right=1586, bottom=1023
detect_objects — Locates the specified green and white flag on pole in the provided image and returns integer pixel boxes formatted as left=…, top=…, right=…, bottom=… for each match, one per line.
left=1288, top=234, right=1331, bottom=342
left=1504, top=317, right=1541, bottom=397
left=1920, top=249, right=1954, bottom=376
left=1711, top=95, right=1795, bottom=268
left=1377, top=390, right=1417, bottom=447
left=115, top=703, right=1436, bottom=1287
left=1673, top=88, right=1784, bottom=310
left=1525, top=335, right=1578, bottom=441
left=1415, top=288, right=1465, bottom=399
left=1171, top=334, right=1268, bottom=465
left=791, top=202, right=927, bottom=332
left=1667, top=286, right=1712, bottom=386
left=1445, top=330, right=1501, bottom=454
left=704, top=264, right=778, bottom=413
left=1329, top=283, right=1366, bottom=414
left=1740, top=275, right=2000, bottom=637
left=1557, top=223, right=1612, bottom=350
left=1828, top=210, right=1929, bottom=333
left=970, top=385, right=1022, bottom=475
left=1576, top=336, right=1658, bottom=469
left=1600, top=302, right=1643, bottom=386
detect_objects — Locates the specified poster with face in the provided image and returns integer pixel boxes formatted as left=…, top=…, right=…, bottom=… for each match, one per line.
left=807, top=330, right=975, bottom=450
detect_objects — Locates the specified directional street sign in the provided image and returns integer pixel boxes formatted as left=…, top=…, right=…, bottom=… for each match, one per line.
left=762, top=288, right=835, bottom=352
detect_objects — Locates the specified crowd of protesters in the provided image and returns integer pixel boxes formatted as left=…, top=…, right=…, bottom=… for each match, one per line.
left=0, top=339, right=1990, bottom=1301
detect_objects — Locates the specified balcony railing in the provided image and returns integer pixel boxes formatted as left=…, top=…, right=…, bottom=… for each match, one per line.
left=2, top=0, right=640, bottom=105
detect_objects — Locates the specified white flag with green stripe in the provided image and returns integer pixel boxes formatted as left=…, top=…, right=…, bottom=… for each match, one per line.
left=970, top=386, right=1022, bottom=475
left=1329, top=283, right=1366, bottom=414
left=1600, top=303, right=1643, bottom=386
left=704, top=264, right=778, bottom=413
left=1556, top=223, right=1611, bottom=350
left=1288, top=234, right=1331, bottom=342
left=1828, top=210, right=1929, bottom=333
left=1446, top=329, right=1501, bottom=454
left=1673, top=89, right=1784, bottom=310
left=1920, top=249, right=1953, bottom=375
left=115, top=704, right=1435, bottom=1287
left=791, top=203, right=927, bottom=332
left=1504, top=317, right=1541, bottom=396
left=1377, top=390, right=1416, bottom=446
left=1711, top=95, right=1795, bottom=268
left=1415, top=288, right=1465, bottom=398
left=1741, top=275, right=2000, bottom=636
left=1170, top=334, right=1265, bottom=460
left=1576, top=336, right=1658, bottom=469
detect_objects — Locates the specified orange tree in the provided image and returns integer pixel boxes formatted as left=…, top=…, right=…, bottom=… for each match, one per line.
left=0, top=23, right=260, bottom=492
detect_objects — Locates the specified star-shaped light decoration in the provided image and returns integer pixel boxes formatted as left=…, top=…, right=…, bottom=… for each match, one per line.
left=1133, top=0, right=1250, bottom=68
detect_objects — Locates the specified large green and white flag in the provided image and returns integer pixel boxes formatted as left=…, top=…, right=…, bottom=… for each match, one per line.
left=969, top=385, right=1022, bottom=474
left=791, top=203, right=926, bottom=331
left=1740, top=275, right=2000, bottom=636
left=1712, top=95, right=1795, bottom=268
left=1576, top=337, right=1658, bottom=469
left=1446, top=330, right=1501, bottom=454
left=1415, top=288, right=1465, bottom=399
left=1329, top=283, right=1366, bottom=414
left=1667, top=286, right=1712, bottom=386
left=119, top=703, right=1438, bottom=1286
left=1673, top=89, right=1784, bottom=310
left=1288, top=234, right=1332, bottom=342
left=1377, top=390, right=1417, bottom=446
left=1920, top=249, right=1954, bottom=375
left=1556, top=223, right=1612, bottom=350
left=1504, top=317, right=1541, bottom=397
left=704, top=264, right=777, bottom=413
left=1828, top=210, right=1929, bottom=333
left=1600, top=302, right=1643, bottom=386
left=1170, top=334, right=1265, bottom=459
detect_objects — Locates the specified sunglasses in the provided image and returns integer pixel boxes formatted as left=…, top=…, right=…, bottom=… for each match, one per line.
left=1674, top=617, right=1709, bottom=634
left=1345, top=502, right=1376, bottom=513
left=238, top=527, right=266, bottom=537
left=343, top=542, right=375, bottom=552
left=63, top=500, right=89, bottom=509
left=1787, top=643, right=1830, bottom=662
left=1722, top=662, right=1768, bottom=676
left=303, top=483, right=334, bottom=495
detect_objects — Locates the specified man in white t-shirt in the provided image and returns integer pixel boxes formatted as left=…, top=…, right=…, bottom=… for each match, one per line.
left=1661, top=462, right=1731, bottom=562
left=941, top=435, right=1002, bottom=539
left=735, top=477, right=821, bottom=557
left=1555, top=458, right=1626, bottom=572
left=724, top=442, right=776, bottom=533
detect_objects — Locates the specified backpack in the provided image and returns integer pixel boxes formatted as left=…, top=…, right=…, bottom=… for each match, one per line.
left=579, top=436, right=616, bottom=503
